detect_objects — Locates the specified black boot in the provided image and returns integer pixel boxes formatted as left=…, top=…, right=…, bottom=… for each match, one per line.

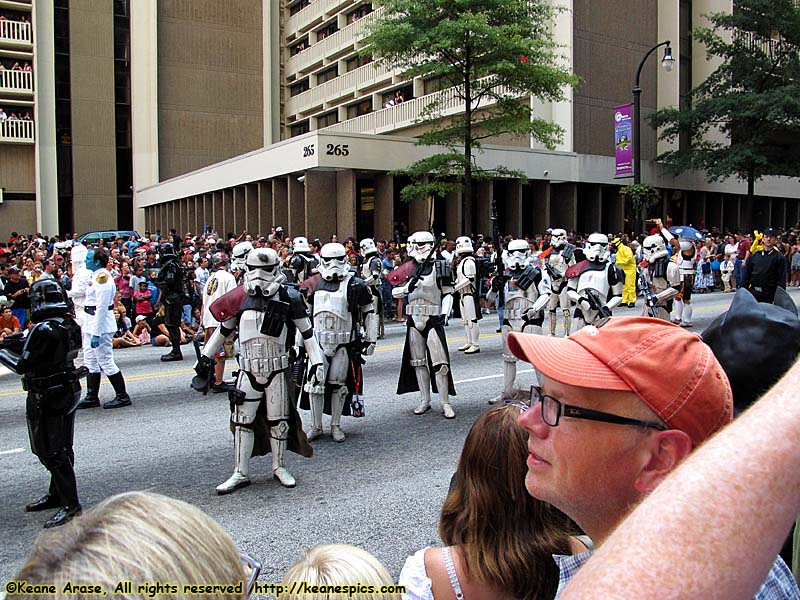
left=43, top=461, right=81, bottom=528
left=103, top=372, right=131, bottom=409
left=26, top=493, right=60, bottom=512
left=44, top=505, right=82, bottom=528
left=161, top=327, right=183, bottom=361
left=75, top=372, right=101, bottom=409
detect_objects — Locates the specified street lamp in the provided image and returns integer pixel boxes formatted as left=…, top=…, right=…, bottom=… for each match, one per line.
left=633, top=41, right=675, bottom=185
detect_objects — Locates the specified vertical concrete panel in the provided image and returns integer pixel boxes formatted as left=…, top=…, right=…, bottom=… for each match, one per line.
left=475, top=182, right=493, bottom=238
left=245, top=183, right=260, bottom=234
left=409, top=196, right=431, bottom=233
left=445, top=190, right=462, bottom=239
left=222, top=189, right=234, bottom=236
left=203, top=194, right=213, bottom=233
left=212, top=191, right=224, bottom=234
left=505, top=181, right=523, bottom=237
left=787, top=199, right=799, bottom=230
left=579, top=184, right=602, bottom=234
left=307, top=171, right=338, bottom=240
left=258, top=181, right=273, bottom=234
left=530, top=181, right=551, bottom=235
left=272, top=178, right=288, bottom=232
left=336, top=171, right=356, bottom=239
left=374, top=174, right=394, bottom=241
left=233, top=186, right=246, bottom=234
left=288, top=176, right=306, bottom=238
left=551, top=183, right=578, bottom=232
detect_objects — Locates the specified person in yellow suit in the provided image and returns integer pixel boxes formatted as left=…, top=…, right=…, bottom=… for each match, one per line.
left=612, top=236, right=637, bottom=307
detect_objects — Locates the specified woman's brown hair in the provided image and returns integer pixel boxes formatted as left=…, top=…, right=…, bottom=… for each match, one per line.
left=439, top=403, right=573, bottom=600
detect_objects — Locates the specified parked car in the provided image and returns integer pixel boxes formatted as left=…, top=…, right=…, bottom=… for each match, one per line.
left=77, top=230, right=140, bottom=245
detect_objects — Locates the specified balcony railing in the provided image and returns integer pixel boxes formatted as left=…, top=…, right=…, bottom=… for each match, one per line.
left=285, top=59, right=395, bottom=116
left=0, top=19, right=33, bottom=46
left=285, top=8, right=380, bottom=76
left=0, top=118, right=34, bottom=143
left=0, top=69, right=33, bottom=94
left=286, top=0, right=351, bottom=36
left=323, top=79, right=517, bottom=135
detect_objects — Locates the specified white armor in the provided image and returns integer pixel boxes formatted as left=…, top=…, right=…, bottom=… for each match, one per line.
left=67, top=244, right=90, bottom=328
left=393, top=231, right=456, bottom=418
left=303, top=244, right=376, bottom=442
left=641, top=233, right=681, bottom=321
left=360, top=238, right=384, bottom=339
left=289, top=237, right=318, bottom=285
left=454, top=236, right=480, bottom=354
left=83, top=267, right=120, bottom=376
left=567, top=233, right=624, bottom=333
left=231, top=241, right=253, bottom=274
left=200, top=248, right=324, bottom=492
left=672, top=238, right=697, bottom=327
left=488, top=240, right=552, bottom=401
left=544, top=229, right=576, bottom=336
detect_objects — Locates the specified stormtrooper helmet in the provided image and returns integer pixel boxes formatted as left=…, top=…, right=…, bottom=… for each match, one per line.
left=360, top=238, right=378, bottom=258
left=293, top=236, right=311, bottom=254
left=550, top=229, right=568, bottom=249
left=504, top=239, right=531, bottom=270
left=70, top=243, right=88, bottom=267
left=642, top=234, right=668, bottom=262
left=318, top=243, right=349, bottom=281
left=243, top=248, right=284, bottom=297
left=407, top=231, right=436, bottom=263
left=455, top=236, right=474, bottom=256
left=232, top=241, right=253, bottom=273
left=584, top=233, right=610, bottom=263
left=679, top=239, right=695, bottom=253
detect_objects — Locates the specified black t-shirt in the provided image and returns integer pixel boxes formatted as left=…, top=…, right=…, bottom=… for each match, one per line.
left=4, top=278, right=30, bottom=309
left=746, top=249, right=787, bottom=290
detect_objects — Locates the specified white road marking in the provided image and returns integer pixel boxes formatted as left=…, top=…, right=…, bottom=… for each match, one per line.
left=454, top=368, right=534, bottom=385
left=0, top=447, right=25, bottom=456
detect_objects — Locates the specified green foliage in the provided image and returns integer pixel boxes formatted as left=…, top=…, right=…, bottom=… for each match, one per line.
left=620, top=184, right=660, bottom=213
left=649, top=0, right=800, bottom=193
left=363, top=0, right=578, bottom=203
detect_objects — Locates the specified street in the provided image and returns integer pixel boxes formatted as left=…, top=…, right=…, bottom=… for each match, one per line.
left=2, top=289, right=799, bottom=588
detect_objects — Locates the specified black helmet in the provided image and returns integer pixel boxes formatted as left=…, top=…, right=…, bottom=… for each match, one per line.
left=160, top=242, right=177, bottom=263
left=30, top=279, right=69, bottom=322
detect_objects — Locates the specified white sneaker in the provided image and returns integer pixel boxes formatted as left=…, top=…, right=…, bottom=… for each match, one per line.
left=680, top=321, right=693, bottom=328
left=273, top=467, right=296, bottom=488
left=216, top=472, right=251, bottom=495
left=457, top=343, right=471, bottom=351
left=331, top=425, right=345, bottom=443
left=464, top=345, right=480, bottom=354
left=442, top=403, right=455, bottom=419
left=306, top=426, right=323, bottom=441
left=414, top=400, right=431, bottom=415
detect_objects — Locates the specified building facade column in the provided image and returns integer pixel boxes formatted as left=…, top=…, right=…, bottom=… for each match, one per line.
left=374, top=173, right=394, bottom=241
left=305, top=171, right=338, bottom=240
left=288, top=176, right=306, bottom=239
left=272, top=178, right=288, bottom=232
left=336, top=170, right=356, bottom=239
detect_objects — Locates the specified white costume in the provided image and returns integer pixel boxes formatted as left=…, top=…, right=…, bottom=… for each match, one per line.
left=302, top=243, right=377, bottom=442
left=567, top=233, right=624, bottom=333
left=453, top=236, right=481, bottom=354
left=66, top=244, right=89, bottom=328
left=393, top=231, right=456, bottom=418
left=231, top=241, right=253, bottom=282
left=672, top=238, right=697, bottom=327
left=487, top=239, right=552, bottom=401
left=359, top=238, right=385, bottom=339
left=721, top=258, right=735, bottom=292
left=543, top=229, right=576, bottom=336
left=194, top=248, right=325, bottom=493
left=288, top=237, right=319, bottom=285
left=640, top=232, right=681, bottom=321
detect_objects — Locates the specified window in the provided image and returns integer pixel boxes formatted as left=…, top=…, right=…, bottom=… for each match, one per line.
left=347, top=4, right=373, bottom=24
left=316, top=111, right=338, bottom=128
left=347, top=99, right=372, bottom=119
left=289, top=0, right=310, bottom=16
left=346, top=54, right=372, bottom=72
left=290, top=79, right=310, bottom=97
left=316, top=21, right=338, bottom=40
left=291, top=121, right=310, bottom=137
left=424, top=76, right=448, bottom=95
left=316, top=66, right=337, bottom=84
left=290, top=37, right=309, bottom=56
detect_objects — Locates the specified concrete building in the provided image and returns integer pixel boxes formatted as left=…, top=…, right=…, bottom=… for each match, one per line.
left=2, top=0, right=798, bottom=240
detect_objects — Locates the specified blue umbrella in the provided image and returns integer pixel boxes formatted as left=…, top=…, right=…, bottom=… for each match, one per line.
left=669, top=225, right=705, bottom=241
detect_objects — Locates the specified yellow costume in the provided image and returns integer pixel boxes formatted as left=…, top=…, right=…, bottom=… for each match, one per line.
left=613, top=239, right=637, bottom=305
left=750, top=230, right=764, bottom=254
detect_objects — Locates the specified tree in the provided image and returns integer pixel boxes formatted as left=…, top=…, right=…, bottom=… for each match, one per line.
left=649, top=0, right=800, bottom=204
left=363, top=0, right=577, bottom=220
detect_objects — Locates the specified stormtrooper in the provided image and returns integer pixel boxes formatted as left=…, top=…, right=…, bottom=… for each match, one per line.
left=154, top=242, right=187, bottom=361
left=75, top=249, right=131, bottom=410
left=359, top=238, right=385, bottom=340
left=231, top=240, right=254, bottom=282
left=453, top=236, right=482, bottom=354
left=542, top=228, right=576, bottom=336
left=566, top=232, right=624, bottom=332
left=193, top=248, right=324, bottom=492
left=639, top=230, right=681, bottom=321
left=301, top=243, right=376, bottom=442
left=672, top=236, right=697, bottom=327
left=0, top=280, right=84, bottom=528
left=487, top=239, right=552, bottom=401
left=393, top=231, right=456, bottom=418
left=287, top=237, right=319, bottom=286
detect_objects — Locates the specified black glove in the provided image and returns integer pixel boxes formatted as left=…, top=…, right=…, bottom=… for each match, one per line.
left=645, top=295, right=658, bottom=308
left=598, top=305, right=613, bottom=319
left=191, top=355, right=215, bottom=394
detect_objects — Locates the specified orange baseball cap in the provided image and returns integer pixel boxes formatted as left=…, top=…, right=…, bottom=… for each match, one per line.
left=508, top=317, right=733, bottom=447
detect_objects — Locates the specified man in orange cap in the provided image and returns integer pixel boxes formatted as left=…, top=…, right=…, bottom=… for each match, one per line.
left=509, top=317, right=798, bottom=599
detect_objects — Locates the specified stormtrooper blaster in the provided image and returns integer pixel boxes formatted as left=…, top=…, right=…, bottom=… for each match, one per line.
left=581, top=289, right=612, bottom=322
left=636, top=267, right=660, bottom=318
left=190, top=338, right=215, bottom=394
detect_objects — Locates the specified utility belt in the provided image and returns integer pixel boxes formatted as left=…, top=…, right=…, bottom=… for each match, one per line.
left=406, top=304, right=440, bottom=316
left=23, top=367, right=88, bottom=394
left=315, top=330, right=352, bottom=346
left=239, top=354, right=290, bottom=375
left=84, top=305, right=114, bottom=316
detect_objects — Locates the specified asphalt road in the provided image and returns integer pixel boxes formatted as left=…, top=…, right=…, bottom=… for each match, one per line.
left=2, top=288, right=799, bottom=592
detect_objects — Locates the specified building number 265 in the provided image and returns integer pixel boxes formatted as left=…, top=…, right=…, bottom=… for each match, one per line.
left=326, top=144, right=349, bottom=156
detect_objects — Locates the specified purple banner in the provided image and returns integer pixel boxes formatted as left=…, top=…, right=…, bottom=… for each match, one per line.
left=614, top=104, right=633, bottom=177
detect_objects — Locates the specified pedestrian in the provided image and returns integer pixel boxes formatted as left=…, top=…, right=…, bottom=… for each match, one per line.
left=510, top=317, right=798, bottom=599
left=741, top=227, right=787, bottom=303
left=5, top=266, right=30, bottom=327
left=721, top=253, right=735, bottom=292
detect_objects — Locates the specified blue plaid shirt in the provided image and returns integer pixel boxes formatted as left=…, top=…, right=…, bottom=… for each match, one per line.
left=554, top=550, right=800, bottom=599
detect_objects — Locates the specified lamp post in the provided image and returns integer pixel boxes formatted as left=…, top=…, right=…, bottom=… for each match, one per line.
left=632, top=41, right=675, bottom=185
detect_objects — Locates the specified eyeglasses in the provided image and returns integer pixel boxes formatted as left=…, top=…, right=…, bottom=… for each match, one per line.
left=240, top=552, right=261, bottom=598
left=510, top=386, right=667, bottom=432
